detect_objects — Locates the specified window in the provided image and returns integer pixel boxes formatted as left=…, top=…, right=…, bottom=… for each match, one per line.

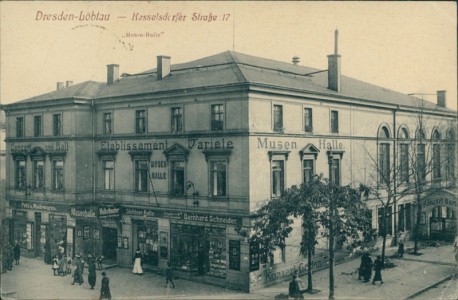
left=273, top=105, right=283, bottom=132
left=400, top=144, right=409, bottom=183
left=379, top=144, right=390, bottom=184
left=271, top=160, right=284, bottom=197
left=446, top=130, right=455, bottom=181
left=15, top=160, right=26, bottom=189
left=136, top=110, right=146, bottom=134
left=171, top=107, right=183, bottom=133
left=103, top=160, right=114, bottom=190
left=303, top=159, right=314, bottom=185
left=378, top=127, right=390, bottom=185
left=432, top=131, right=441, bottom=180
left=329, top=158, right=340, bottom=186
left=34, top=116, right=42, bottom=137
left=170, top=161, right=185, bottom=195
left=417, top=143, right=426, bottom=183
left=53, top=114, right=62, bottom=136
left=210, top=161, right=227, bottom=197
left=211, top=104, right=224, bottom=131
left=103, top=113, right=112, bottom=135
left=330, top=110, right=339, bottom=133
left=304, top=108, right=313, bottom=133
left=52, top=160, right=64, bottom=190
left=134, top=160, right=148, bottom=192
left=33, top=160, right=44, bottom=189
left=16, top=117, right=24, bottom=137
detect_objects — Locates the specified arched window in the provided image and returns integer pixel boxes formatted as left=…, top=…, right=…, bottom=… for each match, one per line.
left=446, top=129, right=456, bottom=182
left=416, top=128, right=426, bottom=182
left=398, top=127, right=410, bottom=182
left=432, top=130, right=441, bottom=180
left=378, top=126, right=391, bottom=184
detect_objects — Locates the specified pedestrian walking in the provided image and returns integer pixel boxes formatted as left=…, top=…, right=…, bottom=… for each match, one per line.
left=363, top=254, right=373, bottom=282
left=99, top=271, right=111, bottom=300
left=288, top=273, right=305, bottom=300
left=13, top=243, right=21, bottom=265
left=358, top=252, right=366, bottom=280
left=52, top=255, right=60, bottom=276
left=88, top=255, right=97, bottom=290
left=398, top=240, right=405, bottom=258
left=59, top=254, right=66, bottom=276
left=165, top=262, right=175, bottom=288
left=44, top=240, right=52, bottom=264
left=96, top=256, right=104, bottom=269
left=372, top=255, right=383, bottom=285
left=132, top=248, right=143, bottom=275
left=72, top=254, right=84, bottom=285
left=66, top=254, right=72, bottom=275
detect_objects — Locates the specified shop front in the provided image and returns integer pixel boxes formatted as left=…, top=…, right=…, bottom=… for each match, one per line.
left=420, top=190, right=457, bottom=241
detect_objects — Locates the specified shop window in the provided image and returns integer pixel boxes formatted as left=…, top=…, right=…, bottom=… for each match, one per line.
left=136, top=110, right=146, bottom=134
left=170, top=161, right=185, bottom=195
left=15, top=160, right=26, bottom=189
left=330, top=110, right=339, bottom=133
left=13, top=211, right=28, bottom=249
left=134, top=160, right=148, bottom=192
left=273, top=105, right=283, bottom=132
left=211, top=104, right=224, bottom=131
left=271, top=160, right=284, bottom=197
left=103, top=160, right=114, bottom=190
left=53, top=114, right=62, bottom=136
left=446, top=207, right=456, bottom=219
left=103, top=112, right=112, bottom=135
left=136, top=221, right=158, bottom=266
left=52, top=160, right=64, bottom=190
left=33, top=160, right=44, bottom=190
left=432, top=130, right=441, bottom=180
left=170, top=224, right=226, bottom=278
left=34, top=115, right=42, bottom=137
left=171, top=107, right=183, bottom=133
left=16, top=117, right=24, bottom=137
left=304, top=108, right=313, bottom=133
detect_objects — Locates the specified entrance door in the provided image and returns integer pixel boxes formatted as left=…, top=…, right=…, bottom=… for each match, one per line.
left=34, top=213, right=42, bottom=257
left=102, top=227, right=117, bottom=260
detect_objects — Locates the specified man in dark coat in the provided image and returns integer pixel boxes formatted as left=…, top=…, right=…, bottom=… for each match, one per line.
left=72, top=255, right=84, bottom=285
left=99, top=271, right=111, bottom=300
left=363, top=254, right=373, bottom=282
left=372, top=255, right=383, bottom=285
left=88, top=255, right=97, bottom=289
left=44, top=240, right=52, bottom=264
left=13, top=243, right=20, bottom=265
left=398, top=240, right=405, bottom=258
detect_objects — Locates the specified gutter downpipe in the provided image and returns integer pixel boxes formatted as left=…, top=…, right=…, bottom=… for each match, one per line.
left=393, top=105, right=400, bottom=246
left=92, top=100, right=96, bottom=203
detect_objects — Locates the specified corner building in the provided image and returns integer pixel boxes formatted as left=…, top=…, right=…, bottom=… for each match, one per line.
left=3, top=38, right=457, bottom=291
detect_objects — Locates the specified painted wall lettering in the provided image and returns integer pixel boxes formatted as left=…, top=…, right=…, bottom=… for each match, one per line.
left=257, top=138, right=297, bottom=150
left=318, top=139, right=344, bottom=150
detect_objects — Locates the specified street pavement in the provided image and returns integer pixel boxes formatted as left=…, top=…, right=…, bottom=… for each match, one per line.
left=1, top=241, right=456, bottom=300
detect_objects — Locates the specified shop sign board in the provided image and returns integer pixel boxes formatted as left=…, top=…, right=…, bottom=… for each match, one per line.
left=421, top=195, right=456, bottom=208
left=98, top=205, right=121, bottom=219
left=10, top=200, right=69, bottom=213
left=123, top=208, right=242, bottom=226
left=70, top=206, right=97, bottom=218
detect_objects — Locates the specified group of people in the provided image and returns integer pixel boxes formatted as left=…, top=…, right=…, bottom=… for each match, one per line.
left=358, top=253, right=383, bottom=285
left=2, top=243, right=21, bottom=273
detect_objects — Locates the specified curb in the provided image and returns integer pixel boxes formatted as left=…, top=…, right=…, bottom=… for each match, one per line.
left=402, top=273, right=455, bottom=299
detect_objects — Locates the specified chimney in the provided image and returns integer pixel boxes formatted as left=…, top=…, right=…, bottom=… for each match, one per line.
left=327, top=29, right=341, bottom=92
left=56, top=82, right=64, bottom=90
left=292, top=56, right=300, bottom=65
left=107, top=64, right=119, bottom=85
left=66, top=81, right=73, bottom=88
left=157, top=55, right=171, bottom=80
left=437, top=90, right=446, bottom=107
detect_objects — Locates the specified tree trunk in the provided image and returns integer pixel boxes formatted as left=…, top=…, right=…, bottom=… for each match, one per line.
left=414, top=201, right=422, bottom=254
left=381, top=211, right=387, bottom=266
left=307, top=247, right=313, bottom=291
left=329, top=216, right=335, bottom=300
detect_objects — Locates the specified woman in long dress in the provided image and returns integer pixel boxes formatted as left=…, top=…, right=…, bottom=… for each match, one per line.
left=132, top=248, right=143, bottom=275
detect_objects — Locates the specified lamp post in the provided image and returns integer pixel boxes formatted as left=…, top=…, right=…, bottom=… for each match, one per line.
left=328, top=150, right=335, bottom=300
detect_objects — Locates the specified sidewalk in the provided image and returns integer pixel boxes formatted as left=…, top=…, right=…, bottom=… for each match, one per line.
left=1, top=242, right=456, bottom=299
left=251, top=241, right=457, bottom=300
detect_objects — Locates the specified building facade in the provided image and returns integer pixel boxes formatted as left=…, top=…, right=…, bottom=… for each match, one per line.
left=2, top=36, right=457, bottom=291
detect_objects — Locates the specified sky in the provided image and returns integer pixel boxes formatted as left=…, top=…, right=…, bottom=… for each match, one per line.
left=1, top=1, right=457, bottom=110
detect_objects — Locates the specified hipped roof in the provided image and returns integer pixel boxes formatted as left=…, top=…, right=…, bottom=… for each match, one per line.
left=7, top=51, right=456, bottom=113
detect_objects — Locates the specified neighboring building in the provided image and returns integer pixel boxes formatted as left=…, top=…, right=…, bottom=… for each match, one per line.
left=2, top=33, right=456, bottom=291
